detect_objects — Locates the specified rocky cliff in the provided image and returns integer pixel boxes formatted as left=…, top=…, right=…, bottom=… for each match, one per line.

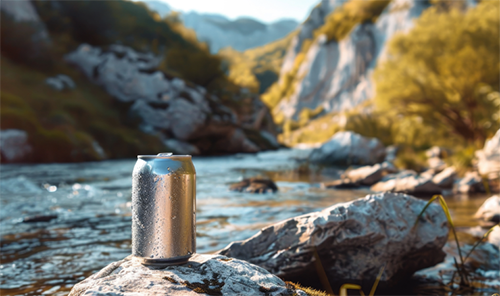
left=273, top=0, right=430, bottom=121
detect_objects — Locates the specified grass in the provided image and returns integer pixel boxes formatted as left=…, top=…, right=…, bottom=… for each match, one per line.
left=414, top=194, right=500, bottom=292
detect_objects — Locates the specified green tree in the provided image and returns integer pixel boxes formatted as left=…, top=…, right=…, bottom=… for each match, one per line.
left=374, top=0, right=500, bottom=144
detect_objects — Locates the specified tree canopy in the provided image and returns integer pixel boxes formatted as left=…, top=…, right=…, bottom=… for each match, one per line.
left=374, top=0, right=500, bottom=144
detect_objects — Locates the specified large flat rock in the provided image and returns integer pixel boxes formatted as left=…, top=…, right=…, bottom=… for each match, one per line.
left=218, top=193, right=449, bottom=287
left=69, top=254, right=306, bottom=296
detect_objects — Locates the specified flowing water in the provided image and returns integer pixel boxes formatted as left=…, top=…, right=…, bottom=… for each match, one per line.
left=0, top=149, right=491, bottom=295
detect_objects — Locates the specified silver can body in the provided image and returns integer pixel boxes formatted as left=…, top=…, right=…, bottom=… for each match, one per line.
left=131, top=154, right=196, bottom=266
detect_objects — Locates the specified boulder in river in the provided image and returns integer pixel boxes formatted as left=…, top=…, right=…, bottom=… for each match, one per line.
left=229, top=178, right=278, bottom=193
left=309, top=131, right=386, bottom=166
left=68, top=254, right=306, bottom=296
left=431, top=166, right=457, bottom=189
left=45, top=74, right=75, bottom=91
left=476, top=128, right=500, bottom=179
left=370, top=170, right=442, bottom=195
left=322, top=161, right=397, bottom=188
left=218, top=193, right=449, bottom=287
left=0, top=129, right=33, bottom=163
left=474, top=195, right=500, bottom=226
left=454, top=171, right=485, bottom=193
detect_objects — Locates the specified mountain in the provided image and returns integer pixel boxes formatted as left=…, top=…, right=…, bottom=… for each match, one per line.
left=143, top=1, right=299, bottom=53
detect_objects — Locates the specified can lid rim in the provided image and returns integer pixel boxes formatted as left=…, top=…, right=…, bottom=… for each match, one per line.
left=137, top=155, right=192, bottom=159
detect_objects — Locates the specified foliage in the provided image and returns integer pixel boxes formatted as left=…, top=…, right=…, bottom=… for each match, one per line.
left=314, top=0, right=390, bottom=42
left=374, top=0, right=500, bottom=144
left=220, top=32, right=295, bottom=94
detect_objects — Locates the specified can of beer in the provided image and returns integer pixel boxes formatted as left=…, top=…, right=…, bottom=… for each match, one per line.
left=131, top=152, right=196, bottom=266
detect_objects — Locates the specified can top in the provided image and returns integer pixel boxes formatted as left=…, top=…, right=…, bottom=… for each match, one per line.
left=138, top=152, right=192, bottom=160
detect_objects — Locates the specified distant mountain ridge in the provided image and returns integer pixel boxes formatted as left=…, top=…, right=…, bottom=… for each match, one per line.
left=143, top=1, right=299, bottom=53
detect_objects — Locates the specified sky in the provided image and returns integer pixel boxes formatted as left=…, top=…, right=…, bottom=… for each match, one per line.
left=153, top=0, right=319, bottom=23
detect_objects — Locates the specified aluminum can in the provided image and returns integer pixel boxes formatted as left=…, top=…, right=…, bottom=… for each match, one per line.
left=131, top=152, right=196, bottom=266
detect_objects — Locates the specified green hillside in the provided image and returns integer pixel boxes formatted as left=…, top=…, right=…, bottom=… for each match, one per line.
left=0, top=0, right=255, bottom=162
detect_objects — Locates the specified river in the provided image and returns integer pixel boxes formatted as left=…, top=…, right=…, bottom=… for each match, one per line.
left=0, top=149, right=491, bottom=295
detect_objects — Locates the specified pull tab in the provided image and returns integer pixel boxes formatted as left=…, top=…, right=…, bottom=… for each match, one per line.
left=157, top=152, right=173, bottom=157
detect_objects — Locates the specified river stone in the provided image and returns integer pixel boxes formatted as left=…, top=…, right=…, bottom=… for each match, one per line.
left=476, top=128, right=500, bottom=179
left=164, top=139, right=200, bottom=156
left=474, top=195, right=500, bottom=225
left=309, top=131, right=386, bottom=166
left=229, top=178, right=278, bottom=194
left=370, top=171, right=442, bottom=195
left=218, top=193, right=449, bottom=286
left=0, top=129, right=33, bottom=163
left=432, top=166, right=457, bottom=188
left=454, top=171, right=485, bottom=193
left=68, top=254, right=306, bottom=296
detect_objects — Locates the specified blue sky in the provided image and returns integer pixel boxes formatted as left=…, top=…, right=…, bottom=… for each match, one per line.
left=153, top=0, right=319, bottom=23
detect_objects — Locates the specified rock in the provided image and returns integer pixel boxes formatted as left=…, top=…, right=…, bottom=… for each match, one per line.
left=0, top=0, right=51, bottom=43
left=454, top=171, right=485, bottom=193
left=68, top=254, right=305, bottom=296
left=345, top=161, right=397, bottom=185
left=164, top=139, right=200, bottom=156
left=229, top=178, right=278, bottom=193
left=476, top=128, right=500, bottom=179
left=218, top=193, right=449, bottom=287
left=427, top=157, right=447, bottom=172
left=45, top=74, right=75, bottom=91
left=0, top=129, right=33, bottom=163
left=321, top=161, right=397, bottom=188
left=488, top=225, right=500, bottom=249
left=425, top=146, right=451, bottom=159
left=432, top=166, right=457, bottom=188
left=309, top=131, right=386, bottom=166
left=474, top=195, right=500, bottom=225
left=22, top=214, right=58, bottom=223
left=66, top=43, right=275, bottom=154
left=370, top=171, right=442, bottom=195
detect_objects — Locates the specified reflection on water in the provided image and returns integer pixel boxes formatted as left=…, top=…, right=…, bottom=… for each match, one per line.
left=0, top=149, right=491, bottom=295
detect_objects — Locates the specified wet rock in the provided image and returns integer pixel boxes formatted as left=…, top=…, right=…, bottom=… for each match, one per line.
left=322, top=162, right=397, bottom=188
left=45, top=74, right=75, bottom=91
left=488, top=226, right=500, bottom=248
left=309, top=131, right=386, bottom=166
left=370, top=171, right=442, bottom=195
left=0, top=129, right=33, bottom=163
left=432, top=166, right=457, bottom=188
left=454, top=171, right=485, bottom=193
left=22, top=214, right=58, bottom=223
left=474, top=195, right=500, bottom=226
left=68, top=254, right=305, bottom=296
left=229, top=178, right=278, bottom=194
left=164, top=139, right=200, bottom=156
left=218, top=193, right=449, bottom=286
left=476, top=128, right=500, bottom=179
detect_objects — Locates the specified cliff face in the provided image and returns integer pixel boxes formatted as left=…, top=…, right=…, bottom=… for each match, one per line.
left=274, top=0, right=429, bottom=120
